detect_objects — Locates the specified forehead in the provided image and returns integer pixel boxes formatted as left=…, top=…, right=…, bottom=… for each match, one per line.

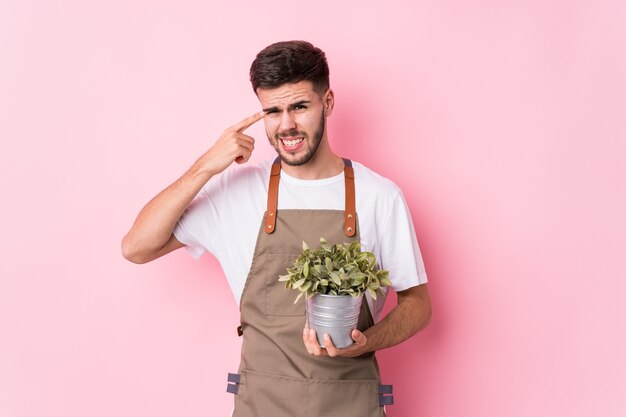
left=256, top=80, right=319, bottom=107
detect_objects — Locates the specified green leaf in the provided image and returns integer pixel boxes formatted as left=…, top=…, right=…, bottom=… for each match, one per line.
left=380, top=275, right=392, bottom=287
left=329, top=271, right=341, bottom=286
left=367, top=287, right=378, bottom=300
left=353, top=273, right=366, bottom=285
left=369, top=257, right=376, bottom=269
left=303, top=261, right=309, bottom=278
left=294, top=292, right=304, bottom=304
left=325, top=257, right=333, bottom=272
left=278, top=274, right=291, bottom=282
left=293, top=278, right=306, bottom=289
left=302, top=241, right=309, bottom=251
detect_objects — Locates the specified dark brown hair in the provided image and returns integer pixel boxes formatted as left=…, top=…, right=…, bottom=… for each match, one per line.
left=250, top=40, right=329, bottom=95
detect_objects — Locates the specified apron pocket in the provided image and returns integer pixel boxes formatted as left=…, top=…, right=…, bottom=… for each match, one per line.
left=235, top=370, right=383, bottom=417
left=265, top=253, right=306, bottom=316
left=235, top=369, right=308, bottom=417
left=307, top=378, right=383, bottom=417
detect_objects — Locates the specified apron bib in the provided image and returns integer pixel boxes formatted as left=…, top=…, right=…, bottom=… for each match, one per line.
left=228, top=159, right=393, bottom=417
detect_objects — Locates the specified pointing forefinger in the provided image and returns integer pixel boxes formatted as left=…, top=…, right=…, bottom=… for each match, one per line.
left=231, top=111, right=266, bottom=133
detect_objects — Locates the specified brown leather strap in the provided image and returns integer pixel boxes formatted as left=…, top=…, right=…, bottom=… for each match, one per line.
left=265, top=159, right=281, bottom=234
left=343, top=159, right=356, bottom=237
left=265, top=158, right=356, bottom=236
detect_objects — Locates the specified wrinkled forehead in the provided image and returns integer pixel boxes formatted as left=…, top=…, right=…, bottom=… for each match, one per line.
left=256, top=81, right=320, bottom=108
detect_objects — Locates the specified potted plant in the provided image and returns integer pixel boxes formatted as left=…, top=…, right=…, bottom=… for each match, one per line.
left=279, top=238, right=391, bottom=348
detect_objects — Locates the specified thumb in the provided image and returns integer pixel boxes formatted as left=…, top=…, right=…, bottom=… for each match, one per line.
left=352, top=329, right=367, bottom=344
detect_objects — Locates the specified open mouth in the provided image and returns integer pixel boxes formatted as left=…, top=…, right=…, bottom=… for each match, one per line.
left=280, top=136, right=305, bottom=151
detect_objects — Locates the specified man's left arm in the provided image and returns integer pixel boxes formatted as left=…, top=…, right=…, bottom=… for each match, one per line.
left=304, top=283, right=432, bottom=357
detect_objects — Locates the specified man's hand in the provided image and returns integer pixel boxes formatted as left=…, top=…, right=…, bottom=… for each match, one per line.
left=303, top=324, right=369, bottom=358
left=301, top=285, right=431, bottom=358
left=194, top=111, right=266, bottom=177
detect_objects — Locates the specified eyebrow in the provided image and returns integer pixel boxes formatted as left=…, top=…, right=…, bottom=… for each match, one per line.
left=262, top=100, right=312, bottom=113
left=289, top=100, right=311, bottom=110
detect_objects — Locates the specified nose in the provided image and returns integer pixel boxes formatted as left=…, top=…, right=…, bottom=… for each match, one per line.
left=278, top=110, right=297, bottom=132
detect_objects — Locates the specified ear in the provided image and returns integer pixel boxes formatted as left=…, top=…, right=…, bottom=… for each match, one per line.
left=323, top=89, right=335, bottom=117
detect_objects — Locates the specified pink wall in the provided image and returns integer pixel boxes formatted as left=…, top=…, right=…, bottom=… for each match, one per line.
left=1, top=1, right=625, bottom=416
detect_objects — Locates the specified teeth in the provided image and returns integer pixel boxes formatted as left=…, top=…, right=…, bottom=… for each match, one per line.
left=282, top=137, right=304, bottom=147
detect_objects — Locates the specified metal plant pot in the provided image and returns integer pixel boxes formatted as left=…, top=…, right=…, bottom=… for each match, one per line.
left=306, top=293, right=363, bottom=348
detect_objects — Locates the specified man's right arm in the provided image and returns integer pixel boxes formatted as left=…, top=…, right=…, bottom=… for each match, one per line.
left=121, top=111, right=265, bottom=264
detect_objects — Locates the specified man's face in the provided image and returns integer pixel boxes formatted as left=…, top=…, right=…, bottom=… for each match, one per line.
left=257, top=81, right=331, bottom=166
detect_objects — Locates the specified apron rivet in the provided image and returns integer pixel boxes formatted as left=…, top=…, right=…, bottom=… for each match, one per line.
left=270, top=212, right=274, bottom=216
left=267, top=224, right=273, bottom=229
left=347, top=227, right=353, bottom=232
left=348, top=214, right=353, bottom=218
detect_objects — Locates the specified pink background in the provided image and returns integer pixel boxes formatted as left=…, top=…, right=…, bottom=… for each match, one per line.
left=1, top=1, right=625, bottom=416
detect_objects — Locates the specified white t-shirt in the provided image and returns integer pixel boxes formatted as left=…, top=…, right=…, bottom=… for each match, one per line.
left=173, top=158, right=428, bottom=322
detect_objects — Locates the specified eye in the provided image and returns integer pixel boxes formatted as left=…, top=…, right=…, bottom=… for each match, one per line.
left=293, top=104, right=307, bottom=111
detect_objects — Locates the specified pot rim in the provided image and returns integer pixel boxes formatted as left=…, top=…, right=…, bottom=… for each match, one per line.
left=310, top=293, right=364, bottom=299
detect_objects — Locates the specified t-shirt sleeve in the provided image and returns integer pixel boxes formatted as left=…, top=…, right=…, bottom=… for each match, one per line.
left=379, top=190, right=428, bottom=291
left=172, top=188, right=217, bottom=259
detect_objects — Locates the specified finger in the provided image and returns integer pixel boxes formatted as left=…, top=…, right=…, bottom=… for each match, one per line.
left=233, top=141, right=253, bottom=157
left=303, top=327, right=312, bottom=354
left=307, top=328, right=319, bottom=354
left=233, top=135, right=254, bottom=164
left=231, top=111, right=266, bottom=133
left=235, top=149, right=251, bottom=164
left=309, top=329, right=327, bottom=356
left=235, top=135, right=254, bottom=152
left=324, top=334, right=339, bottom=357
left=351, top=329, right=367, bottom=345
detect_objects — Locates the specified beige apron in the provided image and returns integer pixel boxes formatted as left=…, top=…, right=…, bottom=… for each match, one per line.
left=227, top=158, right=393, bottom=417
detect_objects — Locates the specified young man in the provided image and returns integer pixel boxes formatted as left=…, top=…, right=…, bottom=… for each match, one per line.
left=122, top=40, right=431, bottom=416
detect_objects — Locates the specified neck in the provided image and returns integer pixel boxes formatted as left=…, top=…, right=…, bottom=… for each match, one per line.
left=280, top=136, right=344, bottom=180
